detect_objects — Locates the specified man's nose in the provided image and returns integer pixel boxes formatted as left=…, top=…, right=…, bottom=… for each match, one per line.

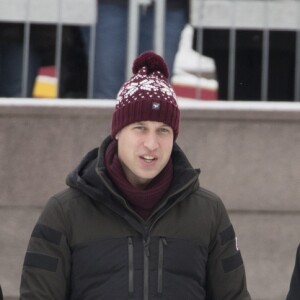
left=144, top=133, right=159, bottom=151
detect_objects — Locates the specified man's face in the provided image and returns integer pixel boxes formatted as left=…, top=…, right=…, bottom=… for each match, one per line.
left=115, top=121, right=174, bottom=189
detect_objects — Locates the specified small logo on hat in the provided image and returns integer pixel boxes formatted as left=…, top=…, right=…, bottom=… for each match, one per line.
left=152, top=102, right=160, bottom=110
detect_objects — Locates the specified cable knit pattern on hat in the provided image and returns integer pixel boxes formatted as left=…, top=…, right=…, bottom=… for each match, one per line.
left=111, top=51, right=180, bottom=140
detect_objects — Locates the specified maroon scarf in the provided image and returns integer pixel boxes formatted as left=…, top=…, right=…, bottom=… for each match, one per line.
left=105, top=140, right=173, bottom=220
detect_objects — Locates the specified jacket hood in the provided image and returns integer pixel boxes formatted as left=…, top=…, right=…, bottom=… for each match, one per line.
left=66, top=136, right=200, bottom=217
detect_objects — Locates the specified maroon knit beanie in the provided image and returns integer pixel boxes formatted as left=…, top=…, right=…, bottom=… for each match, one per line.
left=111, top=51, right=180, bottom=140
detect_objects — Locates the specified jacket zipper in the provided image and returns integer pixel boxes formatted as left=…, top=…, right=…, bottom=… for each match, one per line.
left=143, top=237, right=150, bottom=300
left=141, top=176, right=198, bottom=300
left=158, top=237, right=168, bottom=295
left=128, top=237, right=134, bottom=297
left=98, top=169, right=199, bottom=299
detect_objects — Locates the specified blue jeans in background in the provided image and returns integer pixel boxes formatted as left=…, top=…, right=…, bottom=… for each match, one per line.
left=0, top=41, right=40, bottom=97
left=81, top=0, right=188, bottom=99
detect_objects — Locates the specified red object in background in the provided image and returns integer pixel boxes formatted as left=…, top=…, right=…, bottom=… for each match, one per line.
left=172, top=84, right=218, bottom=101
left=38, top=66, right=56, bottom=77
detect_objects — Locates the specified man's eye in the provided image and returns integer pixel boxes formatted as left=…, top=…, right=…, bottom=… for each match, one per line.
left=134, top=126, right=146, bottom=131
left=159, top=128, right=170, bottom=133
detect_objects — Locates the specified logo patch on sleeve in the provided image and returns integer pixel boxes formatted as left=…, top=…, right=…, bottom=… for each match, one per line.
left=235, top=237, right=239, bottom=251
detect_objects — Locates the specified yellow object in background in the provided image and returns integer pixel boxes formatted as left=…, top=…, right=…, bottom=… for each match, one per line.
left=33, top=66, right=57, bottom=98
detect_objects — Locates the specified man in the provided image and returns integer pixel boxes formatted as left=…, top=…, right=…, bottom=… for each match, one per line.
left=286, top=244, right=300, bottom=300
left=20, top=51, right=251, bottom=299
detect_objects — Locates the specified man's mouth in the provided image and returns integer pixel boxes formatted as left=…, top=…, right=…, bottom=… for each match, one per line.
left=141, top=155, right=156, bottom=163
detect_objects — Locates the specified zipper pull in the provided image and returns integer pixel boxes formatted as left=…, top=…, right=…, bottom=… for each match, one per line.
left=161, top=237, right=168, bottom=246
left=144, top=239, right=150, bottom=257
left=127, top=237, right=134, bottom=296
left=158, top=237, right=167, bottom=295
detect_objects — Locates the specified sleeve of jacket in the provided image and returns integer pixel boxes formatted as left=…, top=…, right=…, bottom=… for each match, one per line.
left=20, top=196, right=71, bottom=300
left=286, top=244, right=300, bottom=300
left=205, top=198, right=251, bottom=300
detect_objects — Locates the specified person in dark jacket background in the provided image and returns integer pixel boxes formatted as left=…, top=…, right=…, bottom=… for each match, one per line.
left=0, top=284, right=3, bottom=300
left=20, top=51, right=251, bottom=299
left=286, top=243, right=300, bottom=300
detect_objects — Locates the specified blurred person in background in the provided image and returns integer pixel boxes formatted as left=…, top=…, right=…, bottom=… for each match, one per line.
left=0, top=23, right=41, bottom=97
left=0, top=23, right=87, bottom=98
left=81, top=0, right=189, bottom=99
left=286, top=243, right=300, bottom=300
left=0, top=284, right=3, bottom=300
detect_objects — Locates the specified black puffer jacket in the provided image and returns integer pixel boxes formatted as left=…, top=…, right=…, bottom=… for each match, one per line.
left=20, top=136, right=251, bottom=300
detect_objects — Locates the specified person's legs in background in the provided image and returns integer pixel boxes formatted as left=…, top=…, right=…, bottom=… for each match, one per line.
left=0, top=40, right=40, bottom=97
left=139, top=0, right=188, bottom=75
left=80, top=0, right=188, bottom=99
left=163, top=0, right=188, bottom=74
left=81, top=0, right=128, bottom=99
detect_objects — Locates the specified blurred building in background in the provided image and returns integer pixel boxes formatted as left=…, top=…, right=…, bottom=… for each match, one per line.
left=0, top=0, right=300, bottom=101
